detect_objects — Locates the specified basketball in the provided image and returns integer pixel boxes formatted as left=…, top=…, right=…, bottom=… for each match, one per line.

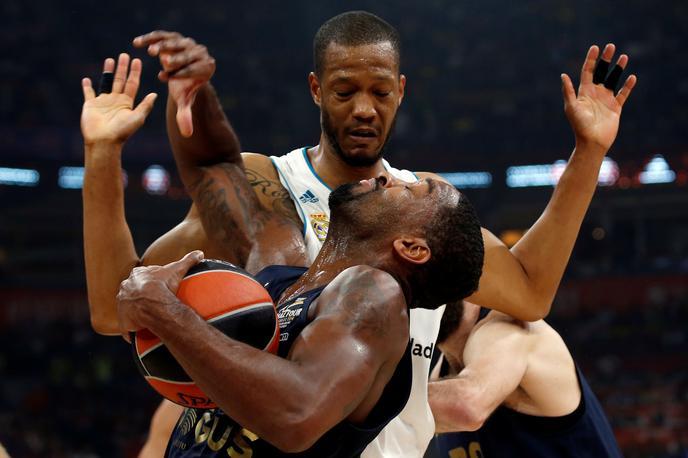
left=131, top=259, right=279, bottom=409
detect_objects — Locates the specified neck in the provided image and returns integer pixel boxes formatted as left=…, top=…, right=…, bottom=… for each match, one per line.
left=281, top=231, right=406, bottom=304
left=306, top=139, right=388, bottom=189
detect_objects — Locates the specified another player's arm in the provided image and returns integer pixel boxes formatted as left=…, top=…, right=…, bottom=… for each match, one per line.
left=418, top=45, right=636, bottom=321
left=429, top=315, right=532, bottom=433
left=117, top=263, right=409, bottom=452
left=81, top=54, right=158, bottom=335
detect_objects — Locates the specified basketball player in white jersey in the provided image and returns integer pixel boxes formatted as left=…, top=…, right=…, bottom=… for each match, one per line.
left=82, top=11, right=635, bottom=457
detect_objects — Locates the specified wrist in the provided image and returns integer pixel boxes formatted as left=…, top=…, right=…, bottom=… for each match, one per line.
left=84, top=139, right=124, bottom=154
left=573, top=138, right=608, bottom=158
left=140, top=294, right=196, bottom=336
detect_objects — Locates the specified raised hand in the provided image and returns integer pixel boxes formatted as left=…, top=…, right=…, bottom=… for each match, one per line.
left=133, top=31, right=217, bottom=137
left=81, top=54, right=157, bottom=146
left=561, top=44, right=637, bottom=152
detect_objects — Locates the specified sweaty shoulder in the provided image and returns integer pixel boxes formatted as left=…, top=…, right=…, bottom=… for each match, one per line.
left=241, top=152, right=301, bottom=227
left=318, top=266, right=409, bottom=341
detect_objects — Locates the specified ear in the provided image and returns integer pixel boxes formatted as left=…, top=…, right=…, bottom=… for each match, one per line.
left=308, top=72, right=322, bottom=107
left=393, top=237, right=430, bottom=265
left=397, top=74, right=406, bottom=106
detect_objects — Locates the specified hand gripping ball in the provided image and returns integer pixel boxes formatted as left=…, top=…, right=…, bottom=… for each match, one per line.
left=131, top=259, right=278, bottom=408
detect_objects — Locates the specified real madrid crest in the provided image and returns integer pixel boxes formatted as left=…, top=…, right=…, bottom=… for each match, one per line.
left=310, top=213, right=330, bottom=242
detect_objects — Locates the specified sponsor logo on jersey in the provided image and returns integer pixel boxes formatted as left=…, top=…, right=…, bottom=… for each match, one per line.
left=410, top=338, right=434, bottom=359
left=310, top=213, right=330, bottom=242
left=299, top=189, right=319, bottom=204
left=277, top=297, right=305, bottom=329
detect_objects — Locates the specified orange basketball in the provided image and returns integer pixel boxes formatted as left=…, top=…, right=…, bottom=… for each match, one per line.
left=131, top=259, right=278, bottom=408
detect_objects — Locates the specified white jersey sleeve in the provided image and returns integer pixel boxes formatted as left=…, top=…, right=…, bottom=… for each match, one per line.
left=271, top=147, right=443, bottom=457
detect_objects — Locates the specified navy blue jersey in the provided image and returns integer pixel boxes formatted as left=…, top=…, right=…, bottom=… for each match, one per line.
left=430, top=366, right=622, bottom=457
left=166, top=265, right=412, bottom=458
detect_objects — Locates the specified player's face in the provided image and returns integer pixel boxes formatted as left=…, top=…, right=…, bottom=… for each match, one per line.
left=330, top=173, right=456, bottom=235
left=311, top=41, right=406, bottom=167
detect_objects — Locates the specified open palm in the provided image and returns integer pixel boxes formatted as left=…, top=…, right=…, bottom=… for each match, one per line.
left=561, top=44, right=637, bottom=151
left=81, top=54, right=157, bottom=145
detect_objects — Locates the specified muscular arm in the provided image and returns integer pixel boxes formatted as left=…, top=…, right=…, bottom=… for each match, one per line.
left=429, top=315, right=532, bottom=432
left=469, top=147, right=605, bottom=320
left=418, top=169, right=588, bottom=321
left=418, top=45, right=636, bottom=321
left=422, top=147, right=606, bottom=321
left=120, top=265, right=409, bottom=452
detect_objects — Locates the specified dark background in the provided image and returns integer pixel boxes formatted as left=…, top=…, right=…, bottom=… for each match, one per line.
left=0, top=1, right=686, bottom=457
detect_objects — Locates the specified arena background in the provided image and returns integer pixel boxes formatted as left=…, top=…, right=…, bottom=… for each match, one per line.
left=0, top=1, right=686, bottom=456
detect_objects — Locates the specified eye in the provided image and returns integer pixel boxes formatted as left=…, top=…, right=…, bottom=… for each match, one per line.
left=375, top=91, right=391, bottom=97
left=336, top=91, right=354, bottom=98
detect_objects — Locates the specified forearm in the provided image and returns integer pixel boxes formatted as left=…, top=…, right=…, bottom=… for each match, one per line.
left=83, top=143, right=140, bottom=335
left=167, top=83, right=242, bottom=170
left=145, top=301, right=320, bottom=451
left=511, top=142, right=606, bottom=314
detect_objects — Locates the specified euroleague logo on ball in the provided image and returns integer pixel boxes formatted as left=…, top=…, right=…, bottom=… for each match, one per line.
left=131, top=259, right=279, bottom=408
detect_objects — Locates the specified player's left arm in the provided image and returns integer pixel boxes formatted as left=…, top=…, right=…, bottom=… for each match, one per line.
left=418, top=44, right=636, bottom=321
left=117, top=260, right=409, bottom=453
left=428, top=314, right=533, bottom=432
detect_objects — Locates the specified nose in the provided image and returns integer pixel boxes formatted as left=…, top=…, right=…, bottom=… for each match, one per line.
left=352, top=94, right=376, bottom=122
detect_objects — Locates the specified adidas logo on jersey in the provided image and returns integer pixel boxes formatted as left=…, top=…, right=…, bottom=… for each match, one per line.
left=299, top=189, right=319, bottom=204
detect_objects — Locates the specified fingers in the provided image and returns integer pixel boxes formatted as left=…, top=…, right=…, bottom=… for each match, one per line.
left=160, top=44, right=212, bottom=74
left=169, top=250, right=205, bottom=275
left=591, top=43, right=616, bottom=85
left=112, top=53, right=131, bottom=93
left=133, top=92, right=158, bottom=120
left=615, top=74, right=637, bottom=107
left=560, top=73, right=576, bottom=107
left=132, top=30, right=182, bottom=49
left=604, top=53, right=628, bottom=90
left=177, top=105, right=194, bottom=137
left=152, top=37, right=197, bottom=58
left=582, top=43, right=633, bottom=95
left=580, top=45, right=599, bottom=86
left=102, top=57, right=115, bottom=74
left=167, top=57, right=216, bottom=80
left=123, top=58, right=143, bottom=99
left=82, top=77, right=95, bottom=101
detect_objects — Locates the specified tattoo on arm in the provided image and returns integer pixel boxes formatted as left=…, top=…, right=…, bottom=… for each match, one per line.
left=188, top=164, right=254, bottom=262
left=245, top=168, right=301, bottom=227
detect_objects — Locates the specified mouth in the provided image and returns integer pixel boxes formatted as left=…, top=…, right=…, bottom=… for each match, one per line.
left=347, top=128, right=378, bottom=142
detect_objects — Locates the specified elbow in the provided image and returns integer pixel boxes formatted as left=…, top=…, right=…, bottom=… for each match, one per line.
left=443, top=400, right=487, bottom=432
left=87, top=300, right=120, bottom=336
left=530, top=296, right=553, bottom=321
left=266, top=414, right=321, bottom=453
left=89, top=314, right=119, bottom=336
left=254, top=400, right=323, bottom=453
left=460, top=402, right=489, bottom=432
left=513, top=295, right=552, bottom=322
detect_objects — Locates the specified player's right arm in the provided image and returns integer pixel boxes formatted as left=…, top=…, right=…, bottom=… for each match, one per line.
left=133, top=31, right=303, bottom=226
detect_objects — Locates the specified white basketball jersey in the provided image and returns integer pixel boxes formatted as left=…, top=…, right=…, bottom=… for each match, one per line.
left=271, top=147, right=444, bottom=458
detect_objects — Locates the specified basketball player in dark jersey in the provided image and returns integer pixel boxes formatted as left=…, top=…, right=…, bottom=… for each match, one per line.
left=425, top=301, right=622, bottom=457
left=82, top=57, right=485, bottom=456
